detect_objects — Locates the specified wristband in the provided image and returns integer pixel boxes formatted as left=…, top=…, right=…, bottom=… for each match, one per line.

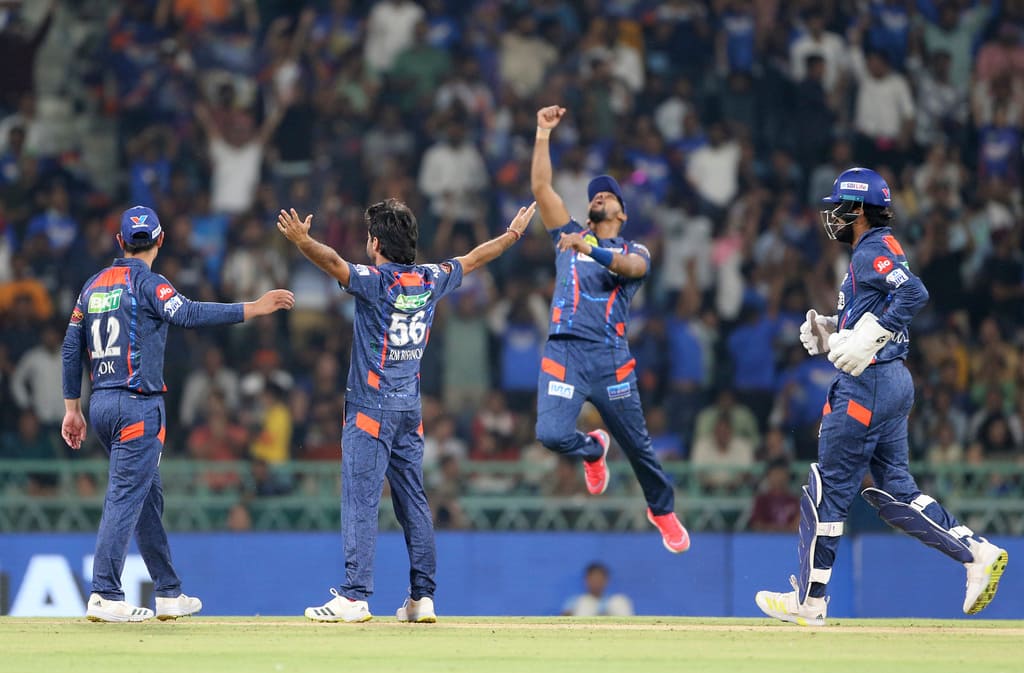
left=588, top=245, right=613, bottom=267
left=536, top=126, right=551, bottom=139
left=506, top=227, right=522, bottom=242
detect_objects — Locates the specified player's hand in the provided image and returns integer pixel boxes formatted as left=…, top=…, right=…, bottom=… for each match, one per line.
left=557, top=231, right=593, bottom=255
left=799, top=309, right=838, bottom=356
left=537, top=105, right=566, bottom=130
left=277, top=208, right=312, bottom=243
left=508, top=201, right=537, bottom=238
left=61, top=410, right=87, bottom=451
left=252, top=289, right=296, bottom=316
left=827, top=312, right=892, bottom=376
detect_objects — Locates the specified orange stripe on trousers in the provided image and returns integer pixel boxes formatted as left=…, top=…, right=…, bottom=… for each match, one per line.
left=355, top=412, right=381, bottom=438
left=541, top=357, right=566, bottom=381
left=120, top=421, right=145, bottom=442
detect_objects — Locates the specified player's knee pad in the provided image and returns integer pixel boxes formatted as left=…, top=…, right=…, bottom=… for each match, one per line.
left=797, top=463, right=844, bottom=602
left=861, top=487, right=974, bottom=563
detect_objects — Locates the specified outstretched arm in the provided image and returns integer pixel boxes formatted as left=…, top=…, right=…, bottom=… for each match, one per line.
left=456, top=203, right=536, bottom=275
left=277, top=208, right=351, bottom=286
left=531, top=106, right=572, bottom=231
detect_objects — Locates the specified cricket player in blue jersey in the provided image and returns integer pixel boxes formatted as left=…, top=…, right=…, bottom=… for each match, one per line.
left=756, top=168, right=1008, bottom=625
left=531, top=105, right=689, bottom=553
left=61, top=206, right=294, bottom=622
left=278, top=200, right=537, bottom=623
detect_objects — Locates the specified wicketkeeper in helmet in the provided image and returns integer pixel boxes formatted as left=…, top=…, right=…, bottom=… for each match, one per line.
left=755, top=168, right=1008, bottom=625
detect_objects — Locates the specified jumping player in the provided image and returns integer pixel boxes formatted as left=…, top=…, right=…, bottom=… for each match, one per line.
left=278, top=200, right=537, bottom=623
left=61, top=206, right=294, bottom=622
left=755, top=168, right=1008, bottom=625
left=530, top=105, right=689, bottom=553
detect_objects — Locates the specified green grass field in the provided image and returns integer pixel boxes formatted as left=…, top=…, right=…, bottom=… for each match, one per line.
left=2, top=617, right=1021, bottom=673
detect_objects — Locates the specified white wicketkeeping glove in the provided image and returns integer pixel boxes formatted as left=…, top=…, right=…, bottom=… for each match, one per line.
left=827, top=312, right=893, bottom=376
left=798, top=309, right=838, bottom=356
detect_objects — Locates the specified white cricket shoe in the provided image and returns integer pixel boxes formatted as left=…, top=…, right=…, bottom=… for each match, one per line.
left=86, top=593, right=154, bottom=623
left=963, top=538, right=1009, bottom=615
left=396, top=596, right=437, bottom=623
left=305, top=588, right=373, bottom=623
left=755, top=576, right=828, bottom=626
left=155, top=593, right=203, bottom=620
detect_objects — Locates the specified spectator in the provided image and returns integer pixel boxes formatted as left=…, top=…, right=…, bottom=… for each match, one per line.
left=187, top=392, right=248, bottom=492
left=686, top=121, right=740, bottom=219
left=917, top=0, right=992, bottom=93
left=848, top=29, right=915, bottom=169
left=690, top=413, right=755, bottom=492
left=418, top=120, right=489, bottom=225
left=364, top=0, right=425, bottom=75
left=790, top=10, right=846, bottom=93
left=179, top=346, right=240, bottom=427
left=561, top=562, right=634, bottom=617
left=193, top=94, right=290, bottom=215
left=10, top=322, right=64, bottom=431
left=926, top=420, right=965, bottom=465
left=499, top=11, right=557, bottom=98
left=422, top=414, right=468, bottom=469
left=428, top=454, right=468, bottom=530
left=226, top=502, right=253, bottom=532
left=390, top=20, right=452, bottom=113
left=748, top=460, right=800, bottom=532
left=694, top=388, right=760, bottom=448
left=249, top=383, right=293, bottom=464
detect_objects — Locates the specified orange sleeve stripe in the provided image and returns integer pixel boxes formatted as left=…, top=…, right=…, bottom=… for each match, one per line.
left=615, top=358, right=636, bottom=382
left=847, top=399, right=872, bottom=426
left=157, top=426, right=166, bottom=445
left=541, top=357, right=566, bottom=381
left=822, top=401, right=831, bottom=416
left=355, top=412, right=381, bottom=438
left=883, top=235, right=905, bottom=256
left=615, top=322, right=625, bottom=336
left=367, top=371, right=380, bottom=389
left=418, top=421, right=424, bottom=436
left=552, top=307, right=562, bottom=324
left=120, top=421, right=145, bottom=442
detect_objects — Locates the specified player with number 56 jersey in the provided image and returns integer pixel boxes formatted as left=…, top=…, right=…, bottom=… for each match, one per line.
left=61, top=205, right=294, bottom=622
left=278, top=199, right=536, bottom=624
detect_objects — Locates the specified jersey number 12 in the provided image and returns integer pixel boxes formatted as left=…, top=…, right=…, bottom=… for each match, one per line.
left=90, top=317, right=122, bottom=359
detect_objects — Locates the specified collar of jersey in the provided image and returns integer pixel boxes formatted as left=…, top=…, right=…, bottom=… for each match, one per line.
left=853, top=225, right=891, bottom=248
left=113, top=257, right=148, bottom=267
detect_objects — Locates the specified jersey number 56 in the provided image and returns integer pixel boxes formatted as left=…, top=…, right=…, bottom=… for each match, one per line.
left=388, top=311, right=426, bottom=347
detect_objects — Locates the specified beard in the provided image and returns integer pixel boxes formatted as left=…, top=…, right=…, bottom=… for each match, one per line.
left=588, top=207, right=608, bottom=223
left=835, top=223, right=855, bottom=244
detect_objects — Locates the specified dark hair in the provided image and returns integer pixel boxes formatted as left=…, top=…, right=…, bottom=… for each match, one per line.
left=123, top=236, right=158, bottom=254
left=585, top=562, right=609, bottom=576
left=863, top=203, right=894, bottom=229
left=365, top=198, right=417, bottom=264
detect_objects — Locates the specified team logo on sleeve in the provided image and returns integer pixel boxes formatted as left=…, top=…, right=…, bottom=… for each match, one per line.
left=547, top=381, right=575, bottom=399
left=631, top=243, right=651, bottom=258
left=607, top=382, right=631, bottom=400
left=70, top=307, right=84, bottom=324
left=885, top=268, right=909, bottom=288
left=156, top=284, right=175, bottom=301
left=872, top=256, right=893, bottom=274
left=354, top=264, right=371, bottom=276
left=164, top=295, right=183, bottom=317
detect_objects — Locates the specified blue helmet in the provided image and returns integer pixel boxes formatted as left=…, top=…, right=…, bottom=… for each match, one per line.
left=822, top=167, right=891, bottom=207
left=820, top=167, right=891, bottom=240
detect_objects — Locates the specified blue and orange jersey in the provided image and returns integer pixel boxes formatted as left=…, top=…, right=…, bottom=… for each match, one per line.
left=341, top=259, right=463, bottom=411
left=547, top=220, right=648, bottom=346
left=62, top=257, right=244, bottom=398
left=836, top=226, right=929, bottom=364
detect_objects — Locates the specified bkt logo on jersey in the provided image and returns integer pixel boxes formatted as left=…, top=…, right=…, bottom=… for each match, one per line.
left=156, top=284, right=176, bottom=301
left=88, top=289, right=123, bottom=313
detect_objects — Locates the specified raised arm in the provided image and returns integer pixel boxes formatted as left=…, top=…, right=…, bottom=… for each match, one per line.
left=531, top=106, right=572, bottom=230
left=456, top=202, right=536, bottom=275
left=277, top=208, right=351, bottom=286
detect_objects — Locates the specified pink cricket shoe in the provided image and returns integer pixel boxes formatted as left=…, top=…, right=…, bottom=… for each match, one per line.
left=583, top=430, right=611, bottom=495
left=647, top=508, right=691, bottom=553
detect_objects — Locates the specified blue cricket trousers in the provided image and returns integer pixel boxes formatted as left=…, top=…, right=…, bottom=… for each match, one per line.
left=90, top=389, right=180, bottom=600
left=340, top=402, right=435, bottom=601
left=811, top=360, right=964, bottom=596
left=535, top=337, right=675, bottom=515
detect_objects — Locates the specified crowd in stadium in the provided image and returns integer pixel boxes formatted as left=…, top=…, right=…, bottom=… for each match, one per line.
left=1, top=0, right=1023, bottom=527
